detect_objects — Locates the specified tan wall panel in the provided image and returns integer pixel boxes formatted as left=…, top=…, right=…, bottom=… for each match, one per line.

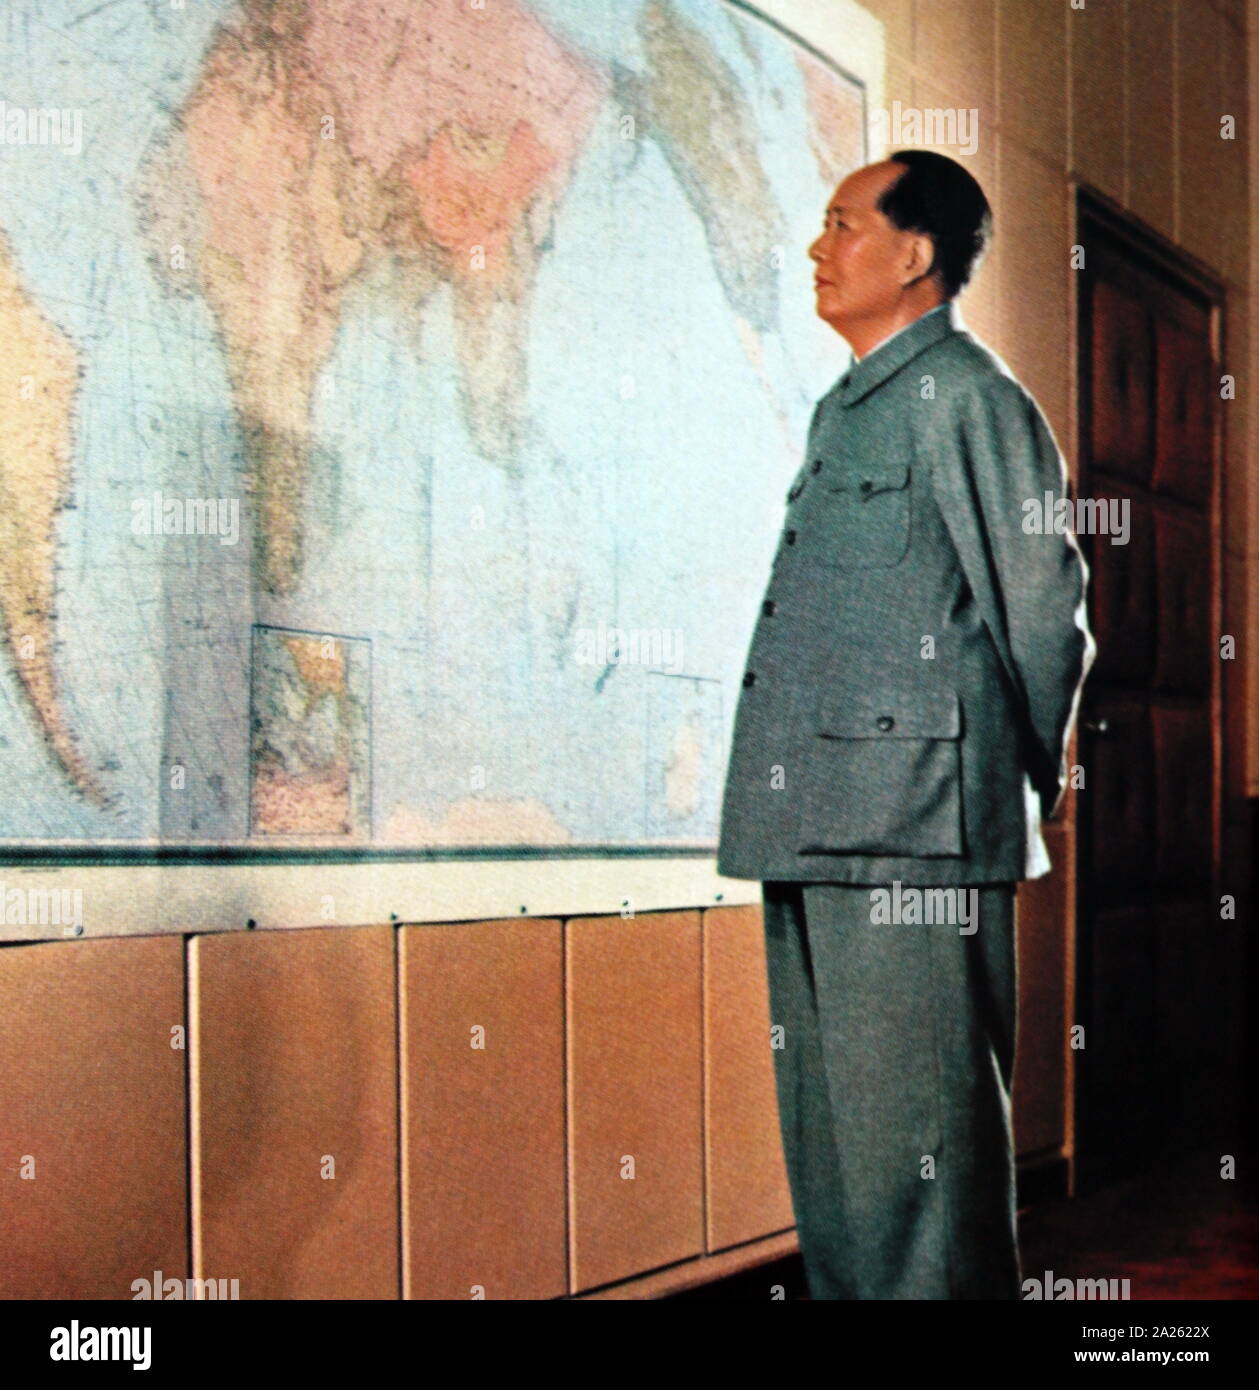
left=884, top=54, right=914, bottom=121
left=0, top=935, right=186, bottom=1299
left=1127, top=0, right=1176, bottom=243
left=1013, top=830, right=1071, bottom=1157
left=703, top=905, right=794, bottom=1252
left=1068, top=0, right=1125, bottom=201
left=995, top=136, right=1071, bottom=440
left=191, top=925, right=397, bottom=1299
left=1176, top=0, right=1233, bottom=278
left=400, top=919, right=565, bottom=1300
left=567, top=910, right=703, bottom=1292
left=1218, top=13, right=1249, bottom=287
left=914, top=0, right=995, bottom=118
left=997, top=0, right=1067, bottom=169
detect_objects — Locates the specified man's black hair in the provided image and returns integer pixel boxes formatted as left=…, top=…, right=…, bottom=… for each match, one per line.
left=878, top=150, right=992, bottom=299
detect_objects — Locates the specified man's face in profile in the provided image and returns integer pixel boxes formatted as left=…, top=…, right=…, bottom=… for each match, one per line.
left=809, top=160, right=924, bottom=339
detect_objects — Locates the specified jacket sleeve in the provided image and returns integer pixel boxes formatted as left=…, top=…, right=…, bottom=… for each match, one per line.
left=953, top=375, right=1097, bottom=821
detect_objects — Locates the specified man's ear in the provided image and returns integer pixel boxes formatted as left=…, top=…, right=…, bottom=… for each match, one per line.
left=901, top=232, right=937, bottom=288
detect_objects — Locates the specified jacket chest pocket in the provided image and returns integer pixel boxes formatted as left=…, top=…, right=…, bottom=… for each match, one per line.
left=803, top=459, right=911, bottom=569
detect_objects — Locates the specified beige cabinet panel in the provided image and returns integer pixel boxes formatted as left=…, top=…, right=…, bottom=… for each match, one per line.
left=567, top=910, right=703, bottom=1292
left=191, top=925, right=397, bottom=1298
left=703, top=905, right=793, bottom=1251
left=0, top=935, right=186, bottom=1299
left=400, top=919, right=565, bottom=1300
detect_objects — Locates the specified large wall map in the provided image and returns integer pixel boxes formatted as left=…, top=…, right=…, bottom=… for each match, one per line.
left=0, top=0, right=861, bottom=850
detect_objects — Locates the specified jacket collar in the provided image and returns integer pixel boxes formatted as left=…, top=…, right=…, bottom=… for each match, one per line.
left=837, top=300, right=961, bottom=408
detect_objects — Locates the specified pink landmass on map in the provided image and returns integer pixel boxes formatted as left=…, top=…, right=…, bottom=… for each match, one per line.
left=139, top=0, right=606, bottom=593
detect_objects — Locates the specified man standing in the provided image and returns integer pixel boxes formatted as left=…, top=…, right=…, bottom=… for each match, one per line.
left=716, top=150, right=1095, bottom=1299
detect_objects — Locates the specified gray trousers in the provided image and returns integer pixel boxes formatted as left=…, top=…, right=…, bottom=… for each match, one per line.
left=762, top=880, right=1021, bottom=1299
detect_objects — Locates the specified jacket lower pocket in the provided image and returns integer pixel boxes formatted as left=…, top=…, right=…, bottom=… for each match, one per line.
left=796, top=689, right=964, bottom=856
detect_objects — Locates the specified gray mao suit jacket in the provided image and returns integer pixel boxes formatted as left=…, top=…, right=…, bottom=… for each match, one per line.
left=716, top=301, right=1096, bottom=884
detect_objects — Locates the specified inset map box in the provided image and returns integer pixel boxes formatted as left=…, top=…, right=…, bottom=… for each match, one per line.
left=249, top=626, right=371, bottom=838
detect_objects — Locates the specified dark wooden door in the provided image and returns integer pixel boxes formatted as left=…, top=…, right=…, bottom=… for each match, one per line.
left=1075, top=200, right=1223, bottom=1190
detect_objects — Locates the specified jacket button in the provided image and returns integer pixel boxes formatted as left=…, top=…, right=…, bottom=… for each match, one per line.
left=762, top=599, right=776, bottom=616
left=787, top=482, right=803, bottom=501
left=860, top=478, right=873, bottom=495
left=743, top=671, right=756, bottom=688
left=811, top=458, right=823, bottom=473
left=876, top=714, right=894, bottom=731
left=785, top=529, right=797, bottom=545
